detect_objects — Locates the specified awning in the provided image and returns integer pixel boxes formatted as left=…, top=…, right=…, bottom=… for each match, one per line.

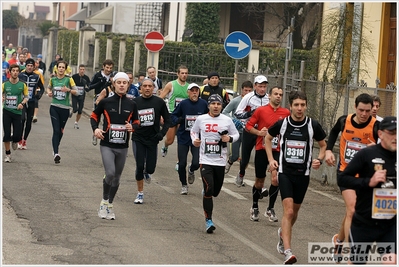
left=66, top=8, right=87, bottom=21
left=85, top=6, right=113, bottom=25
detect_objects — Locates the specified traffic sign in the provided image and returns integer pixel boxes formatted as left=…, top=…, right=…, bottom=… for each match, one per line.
left=144, top=31, right=165, bottom=52
left=224, top=31, right=252, bottom=59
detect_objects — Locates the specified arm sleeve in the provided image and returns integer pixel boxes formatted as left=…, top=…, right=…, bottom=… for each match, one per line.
left=326, top=116, right=345, bottom=150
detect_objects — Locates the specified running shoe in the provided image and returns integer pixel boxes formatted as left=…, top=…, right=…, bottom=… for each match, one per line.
left=175, top=162, right=179, bottom=171
left=32, top=116, right=38, bottom=123
left=98, top=200, right=108, bottom=219
left=161, top=146, right=168, bottom=157
left=332, top=234, right=343, bottom=263
left=283, top=249, right=297, bottom=264
left=4, top=155, right=11, bottom=163
left=106, top=204, right=115, bottom=220
left=92, top=136, right=97, bottom=146
left=17, top=140, right=23, bottom=149
left=205, top=219, right=216, bottom=233
left=187, top=164, right=195, bottom=184
left=225, top=160, right=233, bottom=174
left=265, top=208, right=278, bottom=222
left=21, top=140, right=27, bottom=150
left=235, top=173, right=245, bottom=187
left=69, top=111, right=73, bottom=118
left=277, top=227, right=284, bottom=254
left=250, top=208, right=260, bottom=221
left=144, top=172, right=151, bottom=184
left=54, top=154, right=61, bottom=164
left=259, top=187, right=269, bottom=199
left=134, top=193, right=144, bottom=204
left=11, top=142, right=18, bottom=151
left=74, top=122, right=79, bottom=129
left=180, top=185, right=188, bottom=195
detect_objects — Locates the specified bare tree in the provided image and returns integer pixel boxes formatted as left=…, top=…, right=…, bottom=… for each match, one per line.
left=239, top=3, right=322, bottom=49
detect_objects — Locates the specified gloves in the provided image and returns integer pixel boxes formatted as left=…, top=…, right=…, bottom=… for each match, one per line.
left=155, top=132, right=164, bottom=141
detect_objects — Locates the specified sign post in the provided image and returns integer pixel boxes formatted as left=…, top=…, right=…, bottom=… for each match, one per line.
left=224, top=31, right=252, bottom=96
left=144, top=31, right=165, bottom=67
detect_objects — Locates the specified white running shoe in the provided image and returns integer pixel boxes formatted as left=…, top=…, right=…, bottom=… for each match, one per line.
left=180, top=185, right=188, bottom=195
left=187, top=164, right=195, bottom=184
left=250, top=208, right=259, bottom=221
left=277, top=227, right=284, bottom=254
left=265, top=208, right=278, bottom=222
left=4, top=155, right=11, bottom=163
left=134, top=193, right=144, bottom=204
left=225, top=161, right=233, bottom=174
left=98, top=200, right=109, bottom=219
left=283, top=249, right=297, bottom=264
left=106, top=204, right=115, bottom=220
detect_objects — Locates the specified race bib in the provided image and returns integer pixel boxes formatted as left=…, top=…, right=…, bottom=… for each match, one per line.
left=53, top=86, right=66, bottom=100
left=204, top=139, right=221, bottom=155
left=372, top=188, right=397, bottom=219
left=28, top=86, right=34, bottom=98
left=138, top=108, right=155, bottom=126
left=284, top=140, right=306, bottom=163
left=108, top=124, right=127, bottom=144
left=271, top=136, right=279, bottom=150
left=344, top=141, right=367, bottom=163
left=5, top=95, right=17, bottom=109
left=76, top=86, right=84, bottom=96
left=174, top=97, right=184, bottom=108
left=185, top=115, right=198, bottom=131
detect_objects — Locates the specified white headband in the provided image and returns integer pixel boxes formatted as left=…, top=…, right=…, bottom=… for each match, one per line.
left=113, top=72, right=129, bottom=82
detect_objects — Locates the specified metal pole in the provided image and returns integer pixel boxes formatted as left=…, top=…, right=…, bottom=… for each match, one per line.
left=281, top=17, right=295, bottom=108
left=233, top=60, right=238, bottom=97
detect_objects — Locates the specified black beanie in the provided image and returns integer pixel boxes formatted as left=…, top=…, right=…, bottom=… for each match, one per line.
left=207, top=71, right=219, bottom=80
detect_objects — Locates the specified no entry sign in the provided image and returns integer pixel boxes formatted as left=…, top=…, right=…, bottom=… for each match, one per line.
left=144, top=31, right=165, bottom=52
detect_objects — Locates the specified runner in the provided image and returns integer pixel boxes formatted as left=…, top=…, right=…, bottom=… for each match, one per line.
left=170, top=83, right=208, bottom=195
left=2, top=64, right=28, bottom=162
left=245, top=86, right=290, bottom=222
left=190, top=94, right=239, bottom=233
left=90, top=72, right=139, bottom=220
left=132, top=78, right=171, bottom=204
left=46, top=60, right=78, bottom=164
left=158, top=65, right=189, bottom=157
left=265, top=90, right=327, bottom=264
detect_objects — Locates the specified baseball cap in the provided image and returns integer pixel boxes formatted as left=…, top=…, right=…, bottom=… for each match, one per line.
left=208, top=94, right=223, bottom=104
left=37, top=54, right=43, bottom=59
left=379, top=116, right=397, bottom=131
left=187, top=83, right=200, bottom=90
left=254, top=75, right=268, bottom=84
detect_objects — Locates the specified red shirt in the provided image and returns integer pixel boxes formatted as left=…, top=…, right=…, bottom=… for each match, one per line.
left=245, top=104, right=290, bottom=151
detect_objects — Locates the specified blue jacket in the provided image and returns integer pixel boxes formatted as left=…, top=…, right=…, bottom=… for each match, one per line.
left=171, top=98, right=208, bottom=146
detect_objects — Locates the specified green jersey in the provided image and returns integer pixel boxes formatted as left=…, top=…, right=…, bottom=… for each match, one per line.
left=48, top=76, right=76, bottom=109
left=168, top=80, right=189, bottom=112
left=2, top=79, right=28, bottom=115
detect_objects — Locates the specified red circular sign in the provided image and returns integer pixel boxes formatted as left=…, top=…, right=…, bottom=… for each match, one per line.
left=144, top=31, right=165, bottom=52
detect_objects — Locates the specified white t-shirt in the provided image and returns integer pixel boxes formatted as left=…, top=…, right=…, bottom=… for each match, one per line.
left=190, top=113, right=239, bottom=166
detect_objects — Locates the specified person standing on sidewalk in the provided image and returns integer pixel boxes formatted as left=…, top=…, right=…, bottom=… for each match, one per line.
left=245, top=86, right=290, bottom=223
left=91, top=72, right=139, bottom=220
left=190, top=94, right=239, bottom=233
left=46, top=60, right=78, bottom=164
left=170, top=83, right=208, bottom=195
left=265, top=90, right=327, bottom=264
left=2, top=64, right=29, bottom=162
left=17, top=58, right=44, bottom=149
left=222, top=80, right=253, bottom=173
left=132, top=78, right=171, bottom=204
left=70, top=64, right=90, bottom=129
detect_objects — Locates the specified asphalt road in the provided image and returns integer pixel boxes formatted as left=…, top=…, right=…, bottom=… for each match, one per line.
left=2, top=92, right=348, bottom=266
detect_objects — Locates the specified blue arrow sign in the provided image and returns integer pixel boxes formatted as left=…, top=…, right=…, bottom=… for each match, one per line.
left=224, top=31, right=252, bottom=59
